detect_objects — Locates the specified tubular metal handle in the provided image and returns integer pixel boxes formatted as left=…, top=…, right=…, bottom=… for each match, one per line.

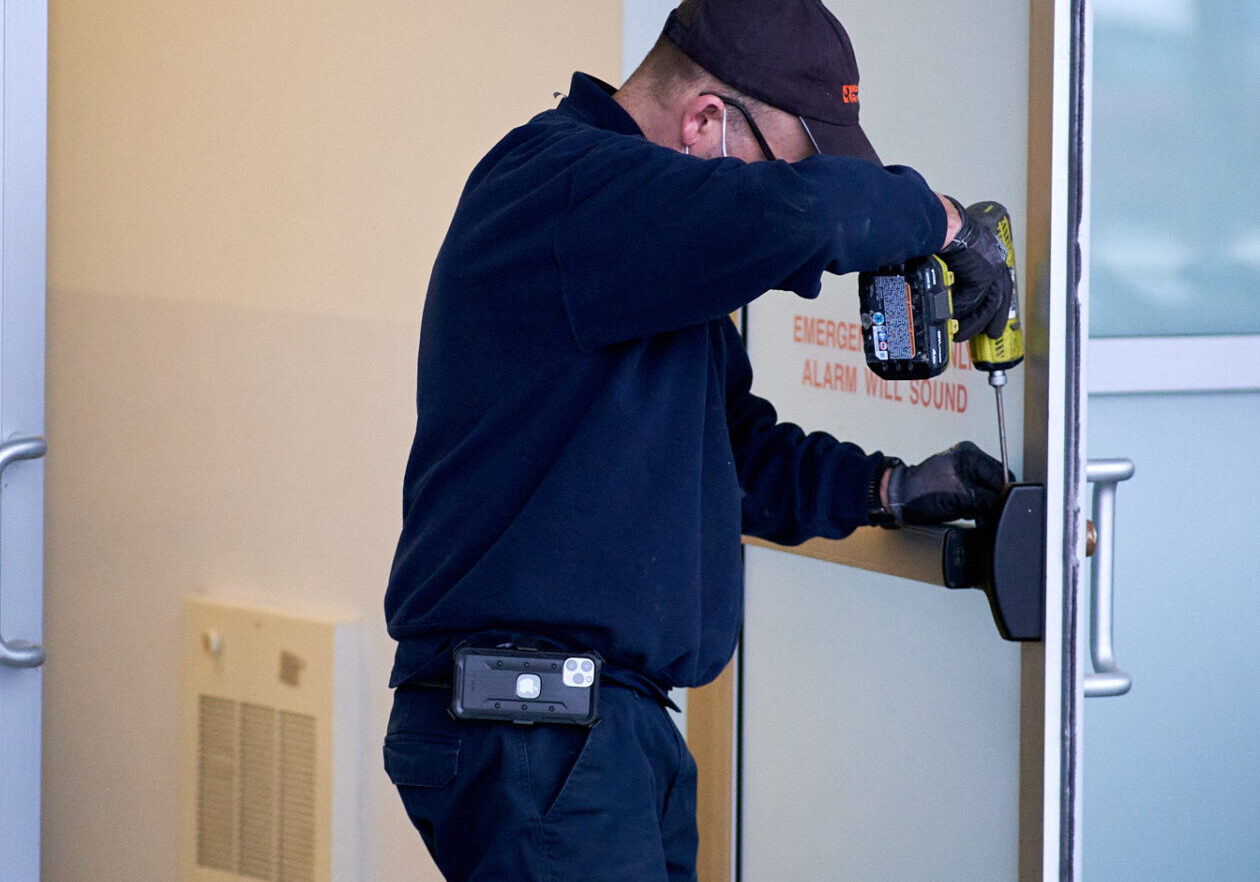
left=0, top=436, right=48, bottom=669
left=1084, top=458, right=1134, bottom=697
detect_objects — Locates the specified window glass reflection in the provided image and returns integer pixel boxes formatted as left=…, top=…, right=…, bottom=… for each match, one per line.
left=1091, top=0, right=1260, bottom=337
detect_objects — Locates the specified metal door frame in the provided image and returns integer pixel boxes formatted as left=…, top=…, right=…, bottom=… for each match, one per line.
left=1016, top=0, right=1089, bottom=875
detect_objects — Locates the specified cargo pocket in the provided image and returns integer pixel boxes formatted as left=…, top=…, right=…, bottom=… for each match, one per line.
left=383, top=734, right=460, bottom=789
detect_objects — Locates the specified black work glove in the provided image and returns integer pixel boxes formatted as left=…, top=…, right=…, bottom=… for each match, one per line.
left=874, top=441, right=1007, bottom=527
left=939, top=197, right=1014, bottom=341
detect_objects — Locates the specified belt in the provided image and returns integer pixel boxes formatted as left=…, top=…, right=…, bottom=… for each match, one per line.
left=397, top=634, right=678, bottom=712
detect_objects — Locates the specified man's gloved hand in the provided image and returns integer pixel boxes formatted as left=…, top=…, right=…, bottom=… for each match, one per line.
left=940, top=197, right=1014, bottom=341
left=872, top=441, right=1008, bottom=527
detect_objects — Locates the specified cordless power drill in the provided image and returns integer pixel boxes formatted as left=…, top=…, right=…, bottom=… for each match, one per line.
left=857, top=201, right=1024, bottom=477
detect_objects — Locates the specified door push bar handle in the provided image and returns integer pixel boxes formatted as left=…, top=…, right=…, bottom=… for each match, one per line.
left=1084, top=458, right=1134, bottom=698
left=941, top=484, right=1045, bottom=642
left=0, top=436, right=48, bottom=669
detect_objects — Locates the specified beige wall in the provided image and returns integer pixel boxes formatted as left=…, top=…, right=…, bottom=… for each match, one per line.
left=44, top=3, right=619, bottom=879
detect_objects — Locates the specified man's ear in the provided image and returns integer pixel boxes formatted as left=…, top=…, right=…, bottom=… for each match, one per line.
left=678, top=93, right=725, bottom=155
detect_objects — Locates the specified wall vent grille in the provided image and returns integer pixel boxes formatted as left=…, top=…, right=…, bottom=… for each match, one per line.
left=196, top=696, right=316, bottom=882
left=181, top=597, right=359, bottom=882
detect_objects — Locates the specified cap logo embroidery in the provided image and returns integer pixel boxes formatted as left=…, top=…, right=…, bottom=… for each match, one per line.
left=842, top=84, right=859, bottom=104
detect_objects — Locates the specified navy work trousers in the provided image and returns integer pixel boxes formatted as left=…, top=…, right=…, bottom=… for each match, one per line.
left=384, top=682, right=699, bottom=881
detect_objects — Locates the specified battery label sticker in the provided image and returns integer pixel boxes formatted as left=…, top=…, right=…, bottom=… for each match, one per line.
left=870, top=308, right=887, bottom=360
left=873, top=275, right=915, bottom=359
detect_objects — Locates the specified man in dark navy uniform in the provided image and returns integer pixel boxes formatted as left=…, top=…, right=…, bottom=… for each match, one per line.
left=383, top=1, right=1015, bottom=879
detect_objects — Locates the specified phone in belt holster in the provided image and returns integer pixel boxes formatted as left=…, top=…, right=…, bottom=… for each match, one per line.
left=449, top=644, right=603, bottom=727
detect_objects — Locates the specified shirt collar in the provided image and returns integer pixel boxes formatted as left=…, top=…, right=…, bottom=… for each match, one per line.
left=555, top=72, right=645, bottom=138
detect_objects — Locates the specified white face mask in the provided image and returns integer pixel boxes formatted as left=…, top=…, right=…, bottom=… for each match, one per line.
left=684, top=104, right=728, bottom=157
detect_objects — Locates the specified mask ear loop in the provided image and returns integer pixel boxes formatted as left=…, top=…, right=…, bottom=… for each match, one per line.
left=799, top=116, right=822, bottom=155
left=682, top=103, right=729, bottom=157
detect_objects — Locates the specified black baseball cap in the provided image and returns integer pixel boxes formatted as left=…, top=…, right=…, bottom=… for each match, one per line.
left=663, top=0, right=880, bottom=164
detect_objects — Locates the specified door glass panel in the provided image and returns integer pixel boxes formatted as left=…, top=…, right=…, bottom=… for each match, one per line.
left=1090, top=0, right=1260, bottom=337
left=1084, top=392, right=1260, bottom=881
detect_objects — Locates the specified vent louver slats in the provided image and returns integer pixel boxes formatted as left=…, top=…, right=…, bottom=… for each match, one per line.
left=240, top=704, right=278, bottom=880
left=279, top=712, right=317, bottom=882
left=197, top=696, right=239, bottom=872
left=197, top=697, right=315, bottom=881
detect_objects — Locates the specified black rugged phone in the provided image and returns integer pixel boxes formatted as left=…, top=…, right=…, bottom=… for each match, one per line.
left=450, top=646, right=601, bottom=727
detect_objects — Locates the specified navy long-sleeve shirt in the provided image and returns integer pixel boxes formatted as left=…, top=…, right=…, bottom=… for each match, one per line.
left=385, top=73, right=946, bottom=690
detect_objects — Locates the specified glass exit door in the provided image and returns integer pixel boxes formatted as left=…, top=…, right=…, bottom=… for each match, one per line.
left=728, top=0, right=1091, bottom=878
left=1082, top=2, right=1260, bottom=879
left=0, top=4, right=50, bottom=881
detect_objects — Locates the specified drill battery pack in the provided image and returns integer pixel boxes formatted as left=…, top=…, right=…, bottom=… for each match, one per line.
left=858, top=255, right=957, bottom=381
